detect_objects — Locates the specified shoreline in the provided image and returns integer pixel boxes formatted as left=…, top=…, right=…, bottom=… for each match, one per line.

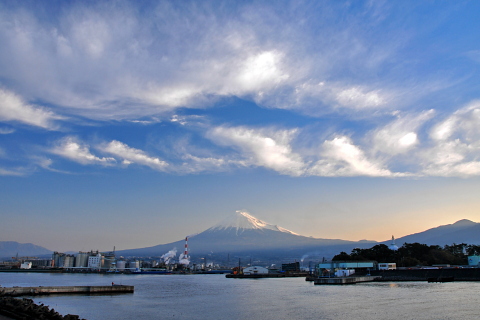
left=0, top=297, right=85, bottom=320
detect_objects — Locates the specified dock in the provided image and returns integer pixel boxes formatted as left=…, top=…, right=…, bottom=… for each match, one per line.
left=0, top=285, right=134, bottom=297
left=314, top=276, right=380, bottom=285
left=226, top=273, right=307, bottom=279
left=226, top=273, right=286, bottom=278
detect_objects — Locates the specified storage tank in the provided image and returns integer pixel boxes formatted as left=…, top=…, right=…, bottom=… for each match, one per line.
left=75, top=252, right=90, bottom=268
left=116, top=260, right=126, bottom=271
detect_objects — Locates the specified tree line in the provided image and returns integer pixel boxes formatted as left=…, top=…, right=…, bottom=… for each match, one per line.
left=332, top=243, right=480, bottom=267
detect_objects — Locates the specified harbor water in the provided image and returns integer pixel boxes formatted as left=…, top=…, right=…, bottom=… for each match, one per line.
left=1, top=272, right=478, bottom=319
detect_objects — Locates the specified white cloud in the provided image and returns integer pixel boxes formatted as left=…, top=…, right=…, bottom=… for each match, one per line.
left=309, top=136, right=393, bottom=177
left=335, top=87, right=384, bottom=109
left=207, top=126, right=305, bottom=176
left=177, top=154, right=241, bottom=174
left=0, top=127, right=15, bottom=134
left=417, top=101, right=480, bottom=177
left=0, top=167, right=26, bottom=176
left=0, top=2, right=406, bottom=121
left=285, top=81, right=393, bottom=115
left=234, top=51, right=289, bottom=93
left=430, top=101, right=480, bottom=142
left=370, top=110, right=434, bottom=155
left=51, top=137, right=116, bottom=165
left=4, top=2, right=480, bottom=179
left=0, top=88, right=62, bottom=129
left=101, top=140, right=168, bottom=171
left=423, top=160, right=480, bottom=177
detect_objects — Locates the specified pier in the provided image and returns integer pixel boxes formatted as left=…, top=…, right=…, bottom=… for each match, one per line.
left=0, top=285, right=134, bottom=297
left=314, top=276, right=380, bottom=285
left=226, top=273, right=307, bottom=279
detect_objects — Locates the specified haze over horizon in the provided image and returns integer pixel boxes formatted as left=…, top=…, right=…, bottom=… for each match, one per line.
left=1, top=1, right=480, bottom=252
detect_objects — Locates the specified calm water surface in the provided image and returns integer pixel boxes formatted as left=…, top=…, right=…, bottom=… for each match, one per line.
left=0, top=273, right=478, bottom=319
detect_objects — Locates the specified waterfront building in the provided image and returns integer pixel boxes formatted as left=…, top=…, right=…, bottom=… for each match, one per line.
left=243, top=266, right=269, bottom=275
left=31, top=259, right=52, bottom=268
left=335, top=269, right=355, bottom=277
left=88, top=253, right=103, bottom=269
left=282, top=262, right=300, bottom=272
left=52, top=252, right=76, bottom=268
left=116, top=260, right=126, bottom=271
left=378, top=263, right=396, bottom=270
left=52, top=252, right=66, bottom=267
left=102, top=252, right=116, bottom=270
left=75, top=252, right=90, bottom=267
left=128, top=260, right=140, bottom=269
left=63, top=255, right=75, bottom=268
left=468, top=255, right=480, bottom=266
left=317, top=261, right=376, bottom=276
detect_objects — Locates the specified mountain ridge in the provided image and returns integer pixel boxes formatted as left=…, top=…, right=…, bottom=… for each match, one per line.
left=0, top=241, right=53, bottom=259
left=2, top=215, right=480, bottom=261
left=388, top=219, right=480, bottom=246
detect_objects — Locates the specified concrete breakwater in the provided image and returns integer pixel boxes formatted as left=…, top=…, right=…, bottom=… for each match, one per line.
left=0, top=285, right=134, bottom=297
left=0, top=296, right=85, bottom=320
left=226, top=273, right=307, bottom=279
left=314, top=276, right=380, bottom=285
left=370, top=268, right=480, bottom=281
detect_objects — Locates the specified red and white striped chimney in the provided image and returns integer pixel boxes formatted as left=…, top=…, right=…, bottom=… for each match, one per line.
left=184, top=237, right=188, bottom=257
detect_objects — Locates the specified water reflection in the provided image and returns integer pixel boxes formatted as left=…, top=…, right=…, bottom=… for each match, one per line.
left=0, top=273, right=479, bottom=320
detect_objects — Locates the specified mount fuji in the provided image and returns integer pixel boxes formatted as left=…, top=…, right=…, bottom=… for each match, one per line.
left=117, top=211, right=376, bottom=263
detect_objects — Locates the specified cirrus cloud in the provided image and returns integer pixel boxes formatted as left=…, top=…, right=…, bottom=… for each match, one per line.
left=51, top=137, right=116, bottom=165
left=0, top=88, right=62, bottom=129
left=101, top=140, right=169, bottom=171
left=207, top=126, right=305, bottom=176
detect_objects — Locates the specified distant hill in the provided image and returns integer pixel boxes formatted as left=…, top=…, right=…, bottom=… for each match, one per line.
left=6, top=215, right=479, bottom=264
left=117, top=211, right=377, bottom=263
left=0, top=241, right=53, bottom=259
left=388, top=219, right=480, bottom=246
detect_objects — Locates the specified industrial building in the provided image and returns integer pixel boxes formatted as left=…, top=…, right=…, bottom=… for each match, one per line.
left=378, top=263, right=397, bottom=270
left=468, top=256, right=480, bottom=266
left=317, top=261, right=376, bottom=277
left=243, top=266, right=268, bottom=275
left=282, top=262, right=300, bottom=273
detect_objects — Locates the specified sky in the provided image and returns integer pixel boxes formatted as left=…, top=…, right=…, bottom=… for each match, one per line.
left=1, top=0, right=480, bottom=252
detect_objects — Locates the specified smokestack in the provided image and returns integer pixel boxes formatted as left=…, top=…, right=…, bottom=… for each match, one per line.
left=184, top=237, right=188, bottom=257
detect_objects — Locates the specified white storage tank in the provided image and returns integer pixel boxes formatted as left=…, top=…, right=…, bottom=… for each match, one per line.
left=75, top=252, right=90, bottom=268
left=116, top=260, right=126, bottom=271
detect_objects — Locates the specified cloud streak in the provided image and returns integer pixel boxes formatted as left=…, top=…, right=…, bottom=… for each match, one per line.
left=43, top=97, right=480, bottom=179
left=101, top=140, right=169, bottom=171
left=51, top=137, right=116, bottom=165
left=0, top=89, right=62, bottom=129
left=207, top=126, right=305, bottom=176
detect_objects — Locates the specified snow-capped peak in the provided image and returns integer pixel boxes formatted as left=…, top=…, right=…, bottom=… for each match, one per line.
left=209, top=211, right=299, bottom=235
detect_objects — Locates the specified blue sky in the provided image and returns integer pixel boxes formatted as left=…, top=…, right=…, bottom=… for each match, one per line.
left=1, top=0, right=480, bottom=252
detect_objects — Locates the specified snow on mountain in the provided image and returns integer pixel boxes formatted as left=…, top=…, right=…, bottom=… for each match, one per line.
left=117, top=210, right=367, bottom=261
left=208, top=210, right=299, bottom=235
